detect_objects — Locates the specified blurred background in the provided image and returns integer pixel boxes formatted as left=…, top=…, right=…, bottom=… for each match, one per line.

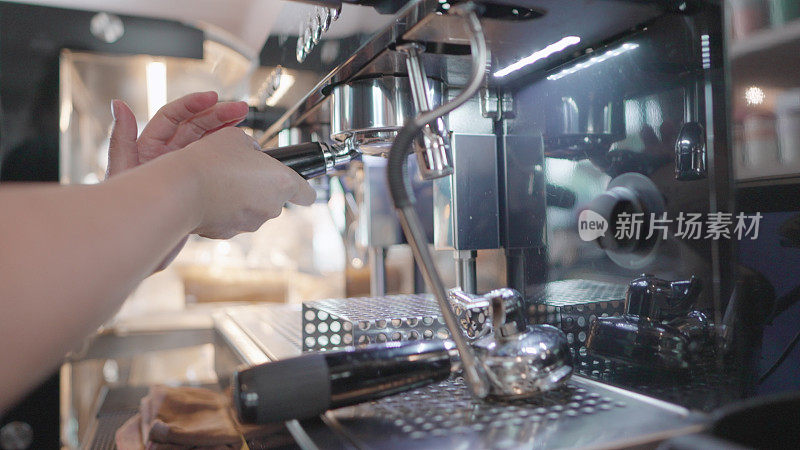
left=727, top=0, right=800, bottom=397
left=0, top=0, right=431, bottom=323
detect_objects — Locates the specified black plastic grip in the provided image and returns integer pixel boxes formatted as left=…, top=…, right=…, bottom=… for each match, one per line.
left=233, top=353, right=331, bottom=424
left=262, top=142, right=327, bottom=179
left=233, top=340, right=452, bottom=424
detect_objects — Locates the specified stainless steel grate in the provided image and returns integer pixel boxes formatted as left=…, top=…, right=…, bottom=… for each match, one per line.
left=324, top=375, right=689, bottom=449
left=90, top=411, right=136, bottom=450
left=302, top=294, right=448, bottom=351
left=301, top=281, right=627, bottom=352
left=352, top=377, right=624, bottom=440
left=527, top=279, right=627, bottom=356
left=218, top=300, right=703, bottom=448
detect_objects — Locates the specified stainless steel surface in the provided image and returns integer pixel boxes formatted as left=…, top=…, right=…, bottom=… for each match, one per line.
left=501, top=134, right=548, bottom=294
left=329, top=75, right=442, bottom=155
left=472, top=289, right=573, bottom=398
left=216, top=304, right=304, bottom=361
left=217, top=303, right=707, bottom=449
left=328, top=375, right=703, bottom=449
left=301, top=291, right=556, bottom=352
left=433, top=133, right=501, bottom=250
left=256, top=0, right=745, bottom=415
left=454, top=250, right=478, bottom=294
left=448, top=288, right=492, bottom=341
left=259, top=1, right=667, bottom=142
left=322, top=140, right=360, bottom=171
left=367, top=247, right=387, bottom=296
left=358, top=155, right=400, bottom=249
left=526, top=279, right=627, bottom=360
left=299, top=294, right=445, bottom=351
left=501, top=134, right=546, bottom=248
left=397, top=42, right=454, bottom=180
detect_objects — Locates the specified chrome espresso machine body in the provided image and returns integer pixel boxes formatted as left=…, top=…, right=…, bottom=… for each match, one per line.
left=218, top=0, right=767, bottom=447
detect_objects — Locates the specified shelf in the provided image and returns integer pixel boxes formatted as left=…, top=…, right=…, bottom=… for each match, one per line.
left=729, top=19, right=800, bottom=88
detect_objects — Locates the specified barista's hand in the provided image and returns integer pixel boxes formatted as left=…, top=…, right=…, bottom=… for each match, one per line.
left=107, top=92, right=249, bottom=270
left=107, top=91, right=249, bottom=176
left=176, top=127, right=316, bottom=239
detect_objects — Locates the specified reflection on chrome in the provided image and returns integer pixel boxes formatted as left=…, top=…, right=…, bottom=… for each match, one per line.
left=493, top=35, right=581, bottom=78
left=547, top=42, right=639, bottom=81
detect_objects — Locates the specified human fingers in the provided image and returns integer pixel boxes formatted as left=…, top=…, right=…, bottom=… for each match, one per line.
left=287, top=173, right=316, bottom=206
left=137, top=91, right=219, bottom=157
left=107, top=99, right=139, bottom=178
left=164, top=101, right=249, bottom=151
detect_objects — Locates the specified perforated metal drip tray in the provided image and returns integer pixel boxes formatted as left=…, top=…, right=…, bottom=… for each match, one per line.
left=216, top=302, right=707, bottom=449
left=326, top=376, right=703, bottom=449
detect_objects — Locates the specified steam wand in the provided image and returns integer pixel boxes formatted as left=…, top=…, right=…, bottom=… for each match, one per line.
left=386, top=2, right=491, bottom=399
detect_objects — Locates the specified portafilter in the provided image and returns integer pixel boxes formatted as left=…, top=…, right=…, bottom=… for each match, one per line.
left=260, top=71, right=452, bottom=180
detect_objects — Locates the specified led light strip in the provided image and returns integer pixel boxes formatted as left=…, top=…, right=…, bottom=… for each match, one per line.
left=547, top=42, right=639, bottom=81
left=493, top=35, right=581, bottom=78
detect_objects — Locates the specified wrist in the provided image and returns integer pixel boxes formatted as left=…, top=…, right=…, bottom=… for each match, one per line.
left=155, top=149, right=205, bottom=233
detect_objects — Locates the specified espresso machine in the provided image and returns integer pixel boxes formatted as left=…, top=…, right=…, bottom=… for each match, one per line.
left=215, top=0, right=770, bottom=447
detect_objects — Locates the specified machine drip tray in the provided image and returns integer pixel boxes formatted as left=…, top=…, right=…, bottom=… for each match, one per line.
left=216, top=302, right=708, bottom=449
left=327, top=376, right=702, bottom=449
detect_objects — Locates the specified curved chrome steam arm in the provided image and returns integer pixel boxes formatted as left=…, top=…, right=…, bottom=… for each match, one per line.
left=386, top=2, right=491, bottom=399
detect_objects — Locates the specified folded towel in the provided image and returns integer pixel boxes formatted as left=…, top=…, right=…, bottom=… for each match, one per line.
left=115, top=385, right=284, bottom=450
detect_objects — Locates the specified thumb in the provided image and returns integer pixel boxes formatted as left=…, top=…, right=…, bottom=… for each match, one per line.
left=107, top=99, right=139, bottom=178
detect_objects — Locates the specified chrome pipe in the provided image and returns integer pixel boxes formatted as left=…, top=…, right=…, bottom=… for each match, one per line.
left=388, top=2, right=491, bottom=399
left=368, top=247, right=387, bottom=296
left=397, top=205, right=489, bottom=398
left=455, top=250, right=478, bottom=295
left=397, top=43, right=453, bottom=180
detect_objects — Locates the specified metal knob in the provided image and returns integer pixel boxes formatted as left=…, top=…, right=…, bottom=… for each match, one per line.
left=675, top=121, right=706, bottom=180
left=587, top=274, right=711, bottom=371
left=625, top=274, right=702, bottom=320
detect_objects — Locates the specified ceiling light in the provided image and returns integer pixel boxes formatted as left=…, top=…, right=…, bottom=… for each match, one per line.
left=146, top=60, right=167, bottom=120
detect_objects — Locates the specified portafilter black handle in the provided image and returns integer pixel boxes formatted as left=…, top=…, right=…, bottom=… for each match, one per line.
left=261, top=142, right=329, bottom=179
left=233, top=340, right=454, bottom=424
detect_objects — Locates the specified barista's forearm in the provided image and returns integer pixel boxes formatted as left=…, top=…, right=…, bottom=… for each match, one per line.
left=0, top=153, right=200, bottom=412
